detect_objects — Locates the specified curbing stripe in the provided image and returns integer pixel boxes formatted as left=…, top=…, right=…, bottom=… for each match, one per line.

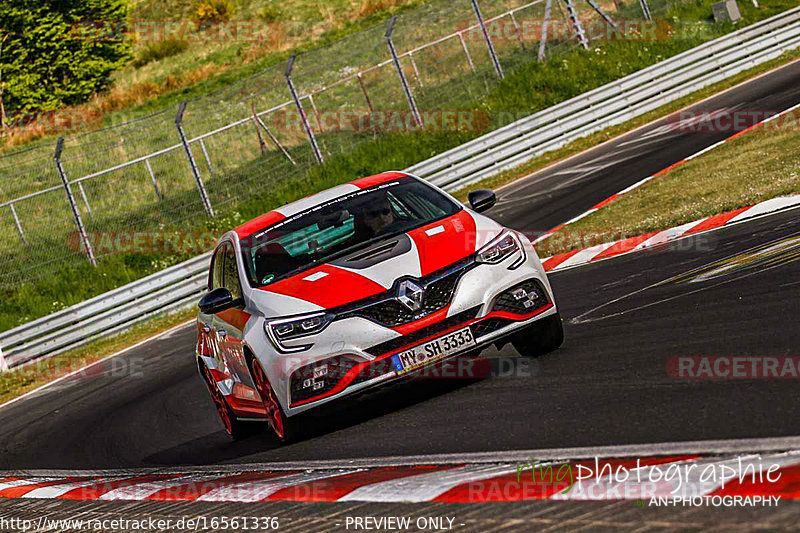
left=337, top=464, right=518, bottom=503
left=268, top=465, right=461, bottom=502
left=1, top=453, right=798, bottom=503
left=683, top=205, right=752, bottom=235
left=536, top=101, right=800, bottom=253
left=541, top=194, right=800, bottom=272
left=197, top=469, right=360, bottom=503
left=58, top=474, right=181, bottom=500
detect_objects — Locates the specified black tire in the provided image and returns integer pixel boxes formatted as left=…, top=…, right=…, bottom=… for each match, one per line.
left=512, top=312, right=564, bottom=358
left=250, top=358, right=302, bottom=443
left=201, top=363, right=263, bottom=440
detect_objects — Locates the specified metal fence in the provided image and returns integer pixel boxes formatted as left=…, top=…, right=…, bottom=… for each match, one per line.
left=0, top=0, right=647, bottom=289
left=1, top=5, right=798, bottom=370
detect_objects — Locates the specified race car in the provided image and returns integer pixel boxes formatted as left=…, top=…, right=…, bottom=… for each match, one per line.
left=196, top=171, right=563, bottom=441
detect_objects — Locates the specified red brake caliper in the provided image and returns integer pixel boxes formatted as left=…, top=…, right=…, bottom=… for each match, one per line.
left=204, top=366, right=232, bottom=434
left=252, top=361, right=284, bottom=439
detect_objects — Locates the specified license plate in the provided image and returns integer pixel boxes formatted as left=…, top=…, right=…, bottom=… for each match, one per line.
left=393, top=326, right=476, bottom=375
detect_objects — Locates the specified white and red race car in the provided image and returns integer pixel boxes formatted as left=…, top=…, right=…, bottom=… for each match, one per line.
left=196, top=171, right=563, bottom=441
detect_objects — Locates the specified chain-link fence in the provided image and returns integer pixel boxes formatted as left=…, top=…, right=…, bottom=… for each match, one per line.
left=0, top=0, right=664, bottom=288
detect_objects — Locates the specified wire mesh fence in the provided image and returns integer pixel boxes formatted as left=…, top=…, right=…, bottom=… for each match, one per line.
left=0, top=0, right=666, bottom=289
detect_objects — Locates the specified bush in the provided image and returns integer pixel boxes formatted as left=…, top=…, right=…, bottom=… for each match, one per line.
left=0, top=0, right=131, bottom=112
left=133, top=39, right=190, bottom=68
left=192, top=0, right=236, bottom=25
left=259, top=4, right=282, bottom=22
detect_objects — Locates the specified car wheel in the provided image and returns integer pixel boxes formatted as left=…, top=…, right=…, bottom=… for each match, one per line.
left=250, top=358, right=300, bottom=443
left=201, top=363, right=262, bottom=440
left=512, top=312, right=564, bottom=358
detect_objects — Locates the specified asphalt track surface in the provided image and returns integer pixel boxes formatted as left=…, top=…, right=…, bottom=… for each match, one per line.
left=1, top=61, right=799, bottom=471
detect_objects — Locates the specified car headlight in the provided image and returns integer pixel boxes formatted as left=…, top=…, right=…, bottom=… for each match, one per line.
left=265, top=312, right=333, bottom=353
left=476, top=230, right=525, bottom=269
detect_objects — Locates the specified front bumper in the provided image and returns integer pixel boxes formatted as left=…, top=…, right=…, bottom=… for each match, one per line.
left=286, top=278, right=555, bottom=412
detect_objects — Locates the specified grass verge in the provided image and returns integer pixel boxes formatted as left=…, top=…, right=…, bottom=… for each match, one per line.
left=454, top=50, right=800, bottom=201
left=0, top=308, right=195, bottom=406
left=534, top=95, right=800, bottom=258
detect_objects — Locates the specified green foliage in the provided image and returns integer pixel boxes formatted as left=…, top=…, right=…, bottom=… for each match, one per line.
left=133, top=39, right=190, bottom=68
left=0, top=0, right=132, bottom=112
left=191, top=0, right=236, bottom=25
left=259, top=3, right=282, bottom=22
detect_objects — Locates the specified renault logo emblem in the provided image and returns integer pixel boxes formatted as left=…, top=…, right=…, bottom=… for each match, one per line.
left=397, top=280, right=424, bottom=312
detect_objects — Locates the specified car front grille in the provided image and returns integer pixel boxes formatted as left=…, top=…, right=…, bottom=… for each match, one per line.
left=336, top=256, right=474, bottom=328
left=365, top=306, right=482, bottom=357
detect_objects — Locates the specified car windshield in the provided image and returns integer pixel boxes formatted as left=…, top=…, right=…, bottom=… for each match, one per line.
left=240, top=177, right=462, bottom=287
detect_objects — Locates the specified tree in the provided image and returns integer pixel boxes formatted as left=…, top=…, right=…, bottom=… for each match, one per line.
left=0, top=0, right=132, bottom=114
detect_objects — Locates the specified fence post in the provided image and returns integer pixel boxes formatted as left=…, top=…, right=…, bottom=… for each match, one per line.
left=144, top=158, right=162, bottom=200
left=77, top=182, right=95, bottom=223
left=563, top=0, right=590, bottom=50
left=285, top=54, right=324, bottom=164
left=538, top=0, right=552, bottom=62
left=252, top=106, right=298, bottom=166
left=0, top=345, right=7, bottom=372
left=408, top=51, right=423, bottom=86
left=638, top=0, right=652, bottom=21
left=199, top=138, right=215, bottom=175
left=458, top=32, right=476, bottom=71
left=386, top=16, right=422, bottom=127
left=54, top=137, right=96, bottom=266
left=586, top=0, right=619, bottom=32
left=469, top=0, right=504, bottom=79
left=509, top=12, right=526, bottom=51
left=175, top=102, right=215, bottom=218
left=357, top=72, right=374, bottom=112
left=251, top=104, right=268, bottom=154
left=9, top=203, right=27, bottom=245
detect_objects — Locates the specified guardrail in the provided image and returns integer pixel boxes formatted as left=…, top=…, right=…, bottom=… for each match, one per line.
left=1, top=8, right=799, bottom=370
left=410, top=5, right=800, bottom=190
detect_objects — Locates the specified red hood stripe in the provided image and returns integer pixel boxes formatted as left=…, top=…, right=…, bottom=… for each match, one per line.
left=408, top=210, right=477, bottom=276
left=351, top=172, right=408, bottom=189
left=235, top=211, right=286, bottom=239
left=262, top=264, right=385, bottom=309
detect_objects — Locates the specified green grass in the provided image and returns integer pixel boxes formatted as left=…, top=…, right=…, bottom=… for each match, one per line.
left=0, top=0, right=797, bottom=333
left=535, top=105, right=800, bottom=258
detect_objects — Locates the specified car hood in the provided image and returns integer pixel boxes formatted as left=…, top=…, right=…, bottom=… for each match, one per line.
left=251, top=209, right=504, bottom=315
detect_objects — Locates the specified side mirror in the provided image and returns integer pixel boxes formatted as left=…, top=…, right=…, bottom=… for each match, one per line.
left=199, top=287, right=235, bottom=314
left=468, top=189, right=496, bottom=213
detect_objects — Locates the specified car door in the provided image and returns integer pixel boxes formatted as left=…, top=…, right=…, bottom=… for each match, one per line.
left=196, top=244, right=226, bottom=362
left=214, top=241, right=263, bottom=412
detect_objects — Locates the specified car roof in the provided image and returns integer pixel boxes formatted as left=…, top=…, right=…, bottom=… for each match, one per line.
left=233, top=171, right=410, bottom=239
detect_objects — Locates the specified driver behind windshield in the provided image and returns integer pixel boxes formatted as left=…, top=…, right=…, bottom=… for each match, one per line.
left=353, top=191, right=402, bottom=240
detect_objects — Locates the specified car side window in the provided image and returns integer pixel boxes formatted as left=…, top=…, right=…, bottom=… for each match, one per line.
left=221, top=242, right=243, bottom=301
left=210, top=246, right=225, bottom=290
